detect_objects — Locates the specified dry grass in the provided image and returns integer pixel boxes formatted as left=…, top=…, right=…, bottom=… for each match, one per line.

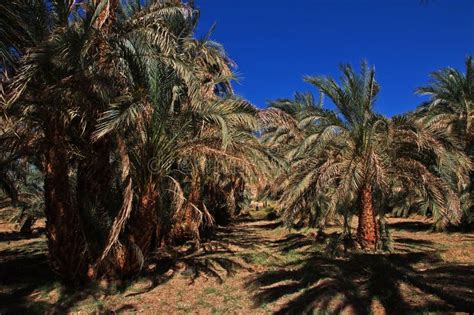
left=1, top=207, right=473, bottom=314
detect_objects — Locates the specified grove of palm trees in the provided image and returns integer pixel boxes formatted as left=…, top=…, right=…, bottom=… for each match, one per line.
left=0, top=1, right=473, bottom=314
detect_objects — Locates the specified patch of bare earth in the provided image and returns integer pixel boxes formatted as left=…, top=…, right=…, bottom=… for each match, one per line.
left=1, top=208, right=473, bottom=314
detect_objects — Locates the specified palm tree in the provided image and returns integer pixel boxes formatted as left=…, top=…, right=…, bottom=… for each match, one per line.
left=416, top=56, right=474, bottom=226
left=86, top=1, right=268, bottom=274
left=2, top=0, right=270, bottom=281
left=266, top=62, right=469, bottom=250
left=2, top=0, right=101, bottom=282
left=259, top=92, right=326, bottom=228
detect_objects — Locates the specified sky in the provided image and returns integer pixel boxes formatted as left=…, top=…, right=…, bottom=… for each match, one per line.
left=195, top=0, right=474, bottom=116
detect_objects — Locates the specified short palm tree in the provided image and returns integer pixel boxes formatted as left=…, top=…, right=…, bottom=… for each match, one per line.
left=269, top=62, right=469, bottom=250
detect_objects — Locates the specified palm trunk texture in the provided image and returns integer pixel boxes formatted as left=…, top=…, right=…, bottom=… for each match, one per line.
left=357, top=184, right=378, bottom=251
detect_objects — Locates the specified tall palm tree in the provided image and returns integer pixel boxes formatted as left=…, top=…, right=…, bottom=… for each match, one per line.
left=2, top=0, right=102, bottom=282
left=416, top=56, right=474, bottom=226
left=2, top=0, right=270, bottom=281
left=85, top=0, right=268, bottom=274
left=266, top=62, right=469, bottom=250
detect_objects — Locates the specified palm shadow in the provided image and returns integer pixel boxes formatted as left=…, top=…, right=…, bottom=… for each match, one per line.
left=0, top=217, right=265, bottom=313
left=119, top=222, right=263, bottom=297
left=389, top=220, right=432, bottom=232
left=0, top=238, right=56, bottom=314
left=270, top=233, right=314, bottom=253
left=0, top=228, right=45, bottom=242
left=247, top=238, right=474, bottom=314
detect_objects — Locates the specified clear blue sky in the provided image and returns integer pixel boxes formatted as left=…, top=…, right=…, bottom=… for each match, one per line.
left=195, top=0, right=474, bottom=116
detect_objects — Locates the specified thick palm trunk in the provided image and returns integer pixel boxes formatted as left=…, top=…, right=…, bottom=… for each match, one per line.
left=77, top=141, right=113, bottom=205
left=357, top=184, right=378, bottom=251
left=113, top=178, right=158, bottom=276
left=225, top=175, right=238, bottom=218
left=233, top=176, right=245, bottom=216
left=89, top=138, right=136, bottom=279
left=130, top=180, right=159, bottom=256
left=185, top=171, right=201, bottom=229
left=183, top=169, right=204, bottom=243
left=203, top=181, right=226, bottom=225
left=43, top=122, right=87, bottom=283
left=170, top=170, right=202, bottom=243
left=224, top=176, right=245, bottom=219
left=76, top=139, right=113, bottom=254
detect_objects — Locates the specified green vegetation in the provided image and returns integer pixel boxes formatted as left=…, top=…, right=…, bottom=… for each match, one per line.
left=0, top=0, right=472, bottom=314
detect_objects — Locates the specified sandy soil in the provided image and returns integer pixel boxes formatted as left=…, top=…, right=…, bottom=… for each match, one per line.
left=1, top=208, right=473, bottom=314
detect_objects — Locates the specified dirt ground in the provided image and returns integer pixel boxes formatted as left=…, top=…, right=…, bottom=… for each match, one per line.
left=1, top=207, right=473, bottom=314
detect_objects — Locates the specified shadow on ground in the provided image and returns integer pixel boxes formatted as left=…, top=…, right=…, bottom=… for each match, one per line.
left=131, top=220, right=270, bottom=295
left=0, top=217, right=264, bottom=313
left=0, top=235, right=108, bottom=314
left=3, top=212, right=473, bottom=314
left=0, top=231, right=41, bottom=242
left=388, top=220, right=432, bottom=232
left=0, top=237, right=55, bottom=314
left=247, top=235, right=474, bottom=314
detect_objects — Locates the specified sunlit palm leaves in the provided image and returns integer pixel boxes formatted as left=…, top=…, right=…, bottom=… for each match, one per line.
left=265, top=62, right=470, bottom=234
left=416, top=56, right=474, bottom=227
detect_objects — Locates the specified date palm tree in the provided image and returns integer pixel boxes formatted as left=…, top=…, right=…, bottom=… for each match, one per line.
left=2, top=0, right=102, bottom=282
left=2, top=0, right=271, bottom=281
left=267, top=62, right=469, bottom=250
left=416, top=56, right=474, bottom=226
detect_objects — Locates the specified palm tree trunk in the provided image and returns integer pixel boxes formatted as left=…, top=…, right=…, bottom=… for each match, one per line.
left=43, top=121, right=87, bottom=283
left=170, top=168, right=202, bottom=243
left=130, top=180, right=159, bottom=256
left=89, top=137, right=135, bottom=279
left=76, top=138, right=113, bottom=255
left=203, top=181, right=225, bottom=225
left=357, top=183, right=378, bottom=251
left=108, top=172, right=157, bottom=277
left=110, top=179, right=158, bottom=277
left=234, top=176, right=245, bottom=216
left=185, top=169, right=201, bottom=233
